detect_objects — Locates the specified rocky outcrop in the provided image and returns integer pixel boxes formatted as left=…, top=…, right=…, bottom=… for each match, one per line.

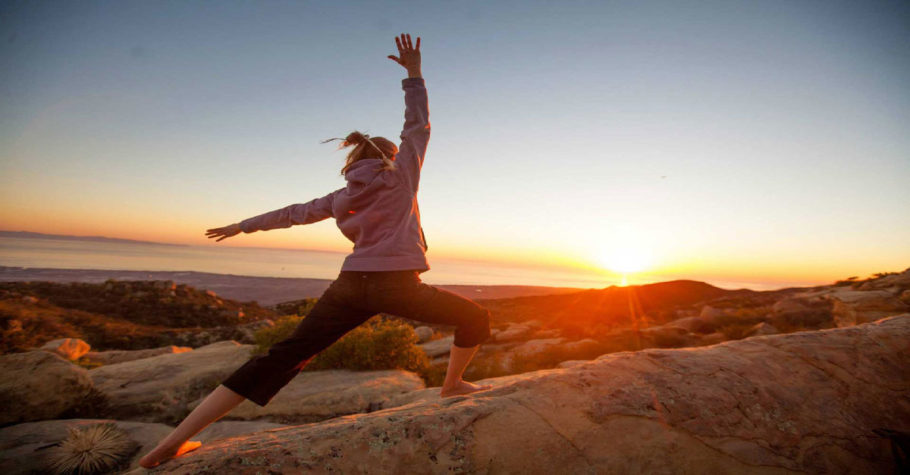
left=89, top=341, right=254, bottom=424
left=81, top=345, right=193, bottom=366
left=39, top=338, right=91, bottom=360
left=148, top=315, right=910, bottom=474
left=199, top=369, right=425, bottom=425
left=0, top=351, right=94, bottom=426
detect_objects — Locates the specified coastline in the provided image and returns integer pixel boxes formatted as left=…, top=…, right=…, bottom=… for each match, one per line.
left=0, top=266, right=586, bottom=305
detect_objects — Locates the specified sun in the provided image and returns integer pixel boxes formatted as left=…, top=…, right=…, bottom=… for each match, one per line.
left=597, top=246, right=652, bottom=275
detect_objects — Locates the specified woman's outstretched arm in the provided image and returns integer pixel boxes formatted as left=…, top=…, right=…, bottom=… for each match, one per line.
left=205, top=189, right=341, bottom=241
left=388, top=33, right=430, bottom=191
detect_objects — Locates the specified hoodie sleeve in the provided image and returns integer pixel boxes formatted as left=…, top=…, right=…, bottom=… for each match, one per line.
left=397, top=77, right=430, bottom=191
left=239, top=189, right=342, bottom=233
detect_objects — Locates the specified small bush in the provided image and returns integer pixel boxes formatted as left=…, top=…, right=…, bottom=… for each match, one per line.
left=253, top=315, right=305, bottom=354
left=252, top=315, right=431, bottom=377
left=273, top=298, right=319, bottom=316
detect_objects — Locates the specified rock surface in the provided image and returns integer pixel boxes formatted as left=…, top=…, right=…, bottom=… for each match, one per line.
left=0, top=351, right=94, bottom=425
left=200, top=369, right=425, bottom=425
left=81, top=345, right=193, bottom=366
left=0, top=418, right=173, bottom=473
left=89, top=340, right=254, bottom=424
left=39, top=337, right=91, bottom=360
left=145, top=315, right=910, bottom=474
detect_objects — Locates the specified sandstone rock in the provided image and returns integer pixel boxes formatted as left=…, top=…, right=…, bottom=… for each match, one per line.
left=89, top=340, right=255, bottom=424
left=556, top=360, right=588, bottom=369
left=419, top=335, right=454, bottom=357
left=901, top=290, right=910, bottom=304
left=494, top=323, right=534, bottom=342
left=560, top=338, right=600, bottom=355
left=0, top=418, right=173, bottom=474
left=81, top=345, right=193, bottom=366
left=698, top=305, right=728, bottom=322
left=414, top=326, right=434, bottom=343
left=196, top=420, right=287, bottom=442
left=745, top=322, right=779, bottom=337
left=39, top=338, right=91, bottom=361
left=534, top=328, right=562, bottom=338
left=203, top=369, right=425, bottom=425
left=0, top=351, right=94, bottom=425
left=664, top=316, right=713, bottom=333
left=772, top=298, right=809, bottom=315
left=699, top=332, right=727, bottom=345
left=511, top=338, right=565, bottom=358
left=829, top=289, right=909, bottom=327
left=154, top=316, right=910, bottom=474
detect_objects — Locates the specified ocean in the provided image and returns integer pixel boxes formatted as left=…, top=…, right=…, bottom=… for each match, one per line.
left=0, top=236, right=615, bottom=289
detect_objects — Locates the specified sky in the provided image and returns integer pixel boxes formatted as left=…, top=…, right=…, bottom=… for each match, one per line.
left=1, top=0, right=909, bottom=288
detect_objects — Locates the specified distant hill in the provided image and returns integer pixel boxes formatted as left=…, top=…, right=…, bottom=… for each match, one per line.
left=0, top=230, right=186, bottom=247
left=478, top=279, right=770, bottom=332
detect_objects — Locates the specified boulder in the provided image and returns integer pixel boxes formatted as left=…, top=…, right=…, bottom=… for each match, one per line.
left=419, top=335, right=454, bottom=357
left=203, top=369, right=425, bottom=425
left=152, top=315, right=910, bottom=474
left=414, top=326, right=434, bottom=343
left=89, top=340, right=255, bottom=424
left=39, top=338, right=91, bottom=361
left=901, top=290, right=910, bottom=304
left=0, top=418, right=172, bottom=474
left=0, top=351, right=94, bottom=425
left=81, top=345, right=193, bottom=366
left=772, top=298, right=810, bottom=315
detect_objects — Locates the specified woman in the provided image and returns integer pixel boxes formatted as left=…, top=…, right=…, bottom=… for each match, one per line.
left=139, top=33, right=493, bottom=469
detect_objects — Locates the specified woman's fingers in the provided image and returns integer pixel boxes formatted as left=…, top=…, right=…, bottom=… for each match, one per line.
left=388, top=54, right=400, bottom=64
left=415, top=36, right=420, bottom=51
left=405, top=33, right=412, bottom=49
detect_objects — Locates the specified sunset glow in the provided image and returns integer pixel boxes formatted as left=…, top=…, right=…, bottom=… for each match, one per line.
left=1, top=1, right=908, bottom=290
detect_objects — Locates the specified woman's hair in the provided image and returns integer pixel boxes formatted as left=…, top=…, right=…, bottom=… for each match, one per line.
left=324, top=131, right=398, bottom=175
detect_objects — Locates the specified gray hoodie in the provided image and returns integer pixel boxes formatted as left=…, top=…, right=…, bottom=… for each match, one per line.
left=238, top=77, right=431, bottom=272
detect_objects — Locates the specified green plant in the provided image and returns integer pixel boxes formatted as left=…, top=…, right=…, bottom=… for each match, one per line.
left=252, top=315, right=432, bottom=377
left=252, top=315, right=305, bottom=354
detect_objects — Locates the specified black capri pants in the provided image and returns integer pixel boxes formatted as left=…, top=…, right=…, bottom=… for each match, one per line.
left=221, top=270, right=492, bottom=407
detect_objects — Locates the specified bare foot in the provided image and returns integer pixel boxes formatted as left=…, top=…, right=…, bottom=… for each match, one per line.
left=138, top=440, right=202, bottom=469
left=440, top=380, right=492, bottom=398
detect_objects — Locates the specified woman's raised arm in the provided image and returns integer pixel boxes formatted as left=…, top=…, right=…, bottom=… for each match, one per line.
left=388, top=33, right=430, bottom=190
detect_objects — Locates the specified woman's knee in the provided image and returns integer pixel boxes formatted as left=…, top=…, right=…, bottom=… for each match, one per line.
left=453, top=306, right=491, bottom=347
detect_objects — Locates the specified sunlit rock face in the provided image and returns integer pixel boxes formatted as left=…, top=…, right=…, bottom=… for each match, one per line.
left=0, top=351, right=94, bottom=425
left=149, top=315, right=909, bottom=474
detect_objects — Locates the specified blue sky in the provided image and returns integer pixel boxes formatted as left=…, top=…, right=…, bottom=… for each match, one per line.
left=1, top=0, right=908, bottom=285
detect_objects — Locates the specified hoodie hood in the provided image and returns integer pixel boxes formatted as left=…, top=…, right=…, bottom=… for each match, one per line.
left=344, top=158, right=386, bottom=185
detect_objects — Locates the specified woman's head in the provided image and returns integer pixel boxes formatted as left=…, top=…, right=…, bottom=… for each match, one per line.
left=328, top=131, right=398, bottom=175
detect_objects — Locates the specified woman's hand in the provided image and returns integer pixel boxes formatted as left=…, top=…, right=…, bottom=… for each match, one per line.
left=205, top=223, right=242, bottom=242
left=387, top=33, right=421, bottom=78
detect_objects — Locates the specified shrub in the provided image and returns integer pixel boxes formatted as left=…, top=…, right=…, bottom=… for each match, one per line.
left=273, top=298, right=319, bottom=316
left=252, top=315, right=431, bottom=377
